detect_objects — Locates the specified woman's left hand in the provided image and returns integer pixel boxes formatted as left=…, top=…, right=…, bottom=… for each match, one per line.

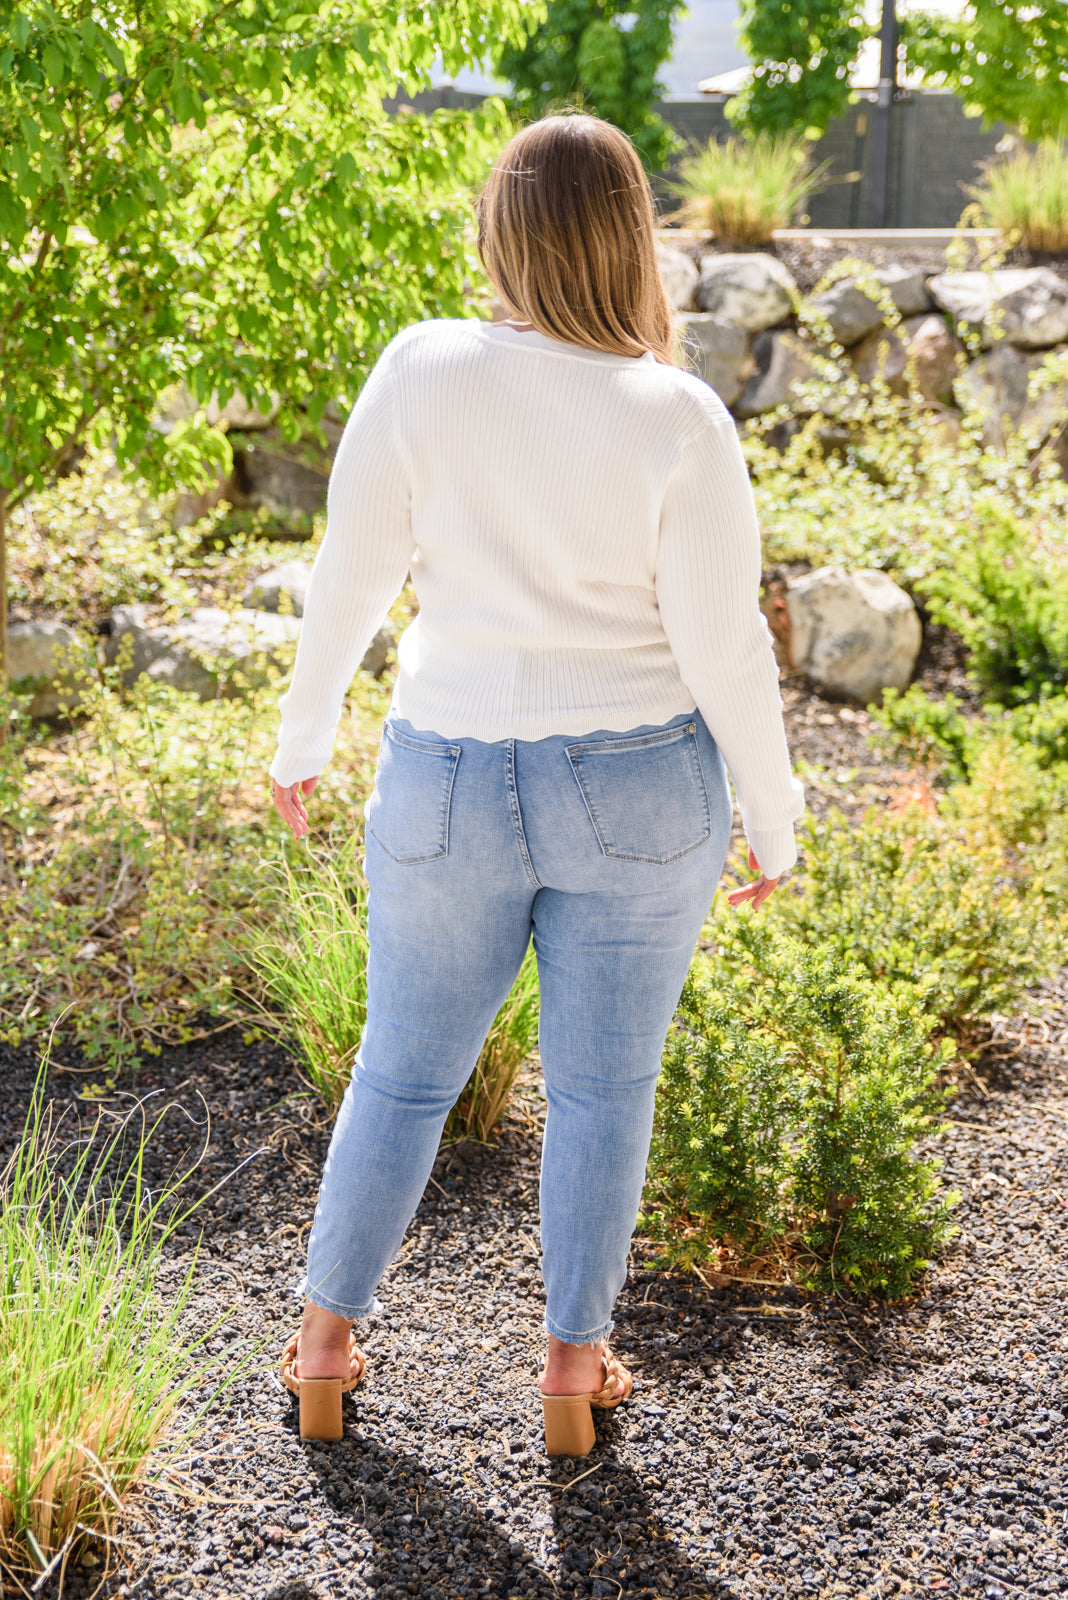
left=272, top=776, right=320, bottom=841
left=726, top=847, right=780, bottom=912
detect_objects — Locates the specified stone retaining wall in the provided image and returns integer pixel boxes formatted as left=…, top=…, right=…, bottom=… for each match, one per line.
left=659, top=243, right=1068, bottom=469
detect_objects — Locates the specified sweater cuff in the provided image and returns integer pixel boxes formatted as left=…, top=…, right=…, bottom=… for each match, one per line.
left=744, top=824, right=798, bottom=881
left=268, top=748, right=327, bottom=788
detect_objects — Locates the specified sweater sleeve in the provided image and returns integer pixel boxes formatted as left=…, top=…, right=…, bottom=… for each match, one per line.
left=268, top=350, right=413, bottom=787
left=655, top=400, right=804, bottom=878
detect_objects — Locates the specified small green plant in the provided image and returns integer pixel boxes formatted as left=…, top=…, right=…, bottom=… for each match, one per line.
left=446, top=944, right=540, bottom=1143
left=967, top=141, right=1068, bottom=253
left=921, top=502, right=1068, bottom=707
left=250, top=848, right=541, bottom=1140
left=668, top=131, right=830, bottom=245
left=874, top=686, right=972, bottom=779
left=877, top=682, right=1068, bottom=783
left=770, top=806, right=1062, bottom=1032
left=643, top=917, right=960, bottom=1297
left=0, top=1066, right=232, bottom=1578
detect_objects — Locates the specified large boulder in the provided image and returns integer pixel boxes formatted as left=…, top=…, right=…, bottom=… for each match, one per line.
left=903, top=314, right=965, bottom=403
left=785, top=567, right=922, bottom=704
left=105, top=605, right=301, bottom=698
left=809, top=267, right=935, bottom=349
left=927, top=268, right=1068, bottom=349
left=955, top=345, right=1068, bottom=453
left=808, top=278, right=886, bottom=348
left=850, top=313, right=963, bottom=402
left=734, top=330, right=840, bottom=418
left=8, top=620, right=90, bottom=717
left=657, top=244, right=700, bottom=312
left=696, top=253, right=798, bottom=332
left=105, top=603, right=393, bottom=695
left=242, top=559, right=314, bottom=616
left=231, top=423, right=340, bottom=518
left=874, top=265, right=932, bottom=317
left=675, top=313, right=749, bottom=407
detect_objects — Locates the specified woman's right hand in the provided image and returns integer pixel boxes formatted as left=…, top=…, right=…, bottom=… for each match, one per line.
left=272, top=775, right=320, bottom=842
left=726, top=847, right=780, bottom=912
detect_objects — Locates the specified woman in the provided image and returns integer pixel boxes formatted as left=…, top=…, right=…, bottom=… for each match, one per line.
left=269, top=113, right=804, bottom=1455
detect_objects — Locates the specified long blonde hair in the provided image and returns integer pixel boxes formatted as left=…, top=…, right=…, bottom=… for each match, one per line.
left=476, top=114, right=676, bottom=364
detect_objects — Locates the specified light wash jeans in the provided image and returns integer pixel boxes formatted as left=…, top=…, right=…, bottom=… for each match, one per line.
left=302, top=707, right=732, bottom=1346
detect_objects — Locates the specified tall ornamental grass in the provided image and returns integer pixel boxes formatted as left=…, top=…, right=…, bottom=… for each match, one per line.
left=250, top=843, right=541, bottom=1140
left=968, top=141, right=1068, bottom=253
left=0, top=1070, right=232, bottom=1582
left=248, top=839, right=372, bottom=1110
left=668, top=131, right=830, bottom=245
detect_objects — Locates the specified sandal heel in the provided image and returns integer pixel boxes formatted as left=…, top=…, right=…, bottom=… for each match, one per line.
left=542, top=1394, right=596, bottom=1457
left=298, top=1378, right=344, bottom=1441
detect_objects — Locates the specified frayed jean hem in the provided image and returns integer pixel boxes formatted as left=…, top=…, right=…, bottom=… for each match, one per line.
left=545, top=1314, right=616, bottom=1347
left=296, top=1276, right=382, bottom=1321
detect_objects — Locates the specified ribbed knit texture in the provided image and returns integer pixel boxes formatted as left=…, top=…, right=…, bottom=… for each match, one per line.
left=269, top=318, right=804, bottom=876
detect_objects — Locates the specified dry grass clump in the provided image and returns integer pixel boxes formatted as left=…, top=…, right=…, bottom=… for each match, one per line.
left=667, top=131, right=830, bottom=245
left=968, top=141, right=1068, bottom=253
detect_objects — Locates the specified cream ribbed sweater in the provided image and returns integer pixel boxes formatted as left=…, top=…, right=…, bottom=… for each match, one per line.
left=269, top=318, right=804, bottom=876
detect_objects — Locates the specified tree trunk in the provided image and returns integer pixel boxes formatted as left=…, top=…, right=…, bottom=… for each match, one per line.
left=0, top=492, right=7, bottom=690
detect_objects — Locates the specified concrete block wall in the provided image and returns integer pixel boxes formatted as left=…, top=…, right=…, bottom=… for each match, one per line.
left=655, top=93, right=1009, bottom=230
left=387, top=84, right=1010, bottom=231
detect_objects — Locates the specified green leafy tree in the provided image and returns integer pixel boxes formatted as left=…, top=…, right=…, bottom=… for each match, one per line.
left=730, top=0, right=1068, bottom=142
left=906, top=0, right=1068, bottom=142
left=0, top=0, right=536, bottom=678
left=493, top=0, right=685, bottom=169
left=728, top=0, right=871, bottom=137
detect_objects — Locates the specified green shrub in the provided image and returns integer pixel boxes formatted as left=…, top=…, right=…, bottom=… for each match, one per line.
left=769, top=807, right=1062, bottom=1032
left=0, top=677, right=267, bottom=1062
left=0, top=648, right=389, bottom=1063
left=1000, top=693, right=1068, bottom=768
left=874, top=685, right=972, bottom=779
left=249, top=847, right=541, bottom=1140
left=6, top=449, right=311, bottom=627
left=744, top=367, right=1068, bottom=590
left=921, top=501, right=1068, bottom=706
left=0, top=1068, right=231, bottom=1575
left=875, top=685, right=1068, bottom=783
left=643, top=917, right=960, bottom=1297
left=668, top=132, right=829, bottom=245
left=967, top=141, right=1068, bottom=253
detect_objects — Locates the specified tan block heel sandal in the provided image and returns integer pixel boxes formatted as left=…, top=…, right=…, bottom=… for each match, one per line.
left=541, top=1348, right=633, bottom=1457
left=280, top=1330, right=367, bottom=1440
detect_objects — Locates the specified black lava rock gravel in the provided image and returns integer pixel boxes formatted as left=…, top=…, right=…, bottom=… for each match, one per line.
left=2, top=971, right=1067, bottom=1600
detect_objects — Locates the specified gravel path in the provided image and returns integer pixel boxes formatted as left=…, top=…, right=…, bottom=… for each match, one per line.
left=4, top=969, right=1067, bottom=1600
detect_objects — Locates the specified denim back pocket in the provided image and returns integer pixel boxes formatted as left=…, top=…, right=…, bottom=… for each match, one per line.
left=366, top=723, right=461, bottom=864
left=565, top=722, right=712, bottom=864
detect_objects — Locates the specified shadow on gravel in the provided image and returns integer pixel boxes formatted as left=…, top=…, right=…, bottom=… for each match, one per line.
left=275, top=1405, right=722, bottom=1599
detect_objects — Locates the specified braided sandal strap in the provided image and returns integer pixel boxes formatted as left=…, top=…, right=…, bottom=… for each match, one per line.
left=279, top=1330, right=366, bottom=1396
left=590, top=1348, right=633, bottom=1411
